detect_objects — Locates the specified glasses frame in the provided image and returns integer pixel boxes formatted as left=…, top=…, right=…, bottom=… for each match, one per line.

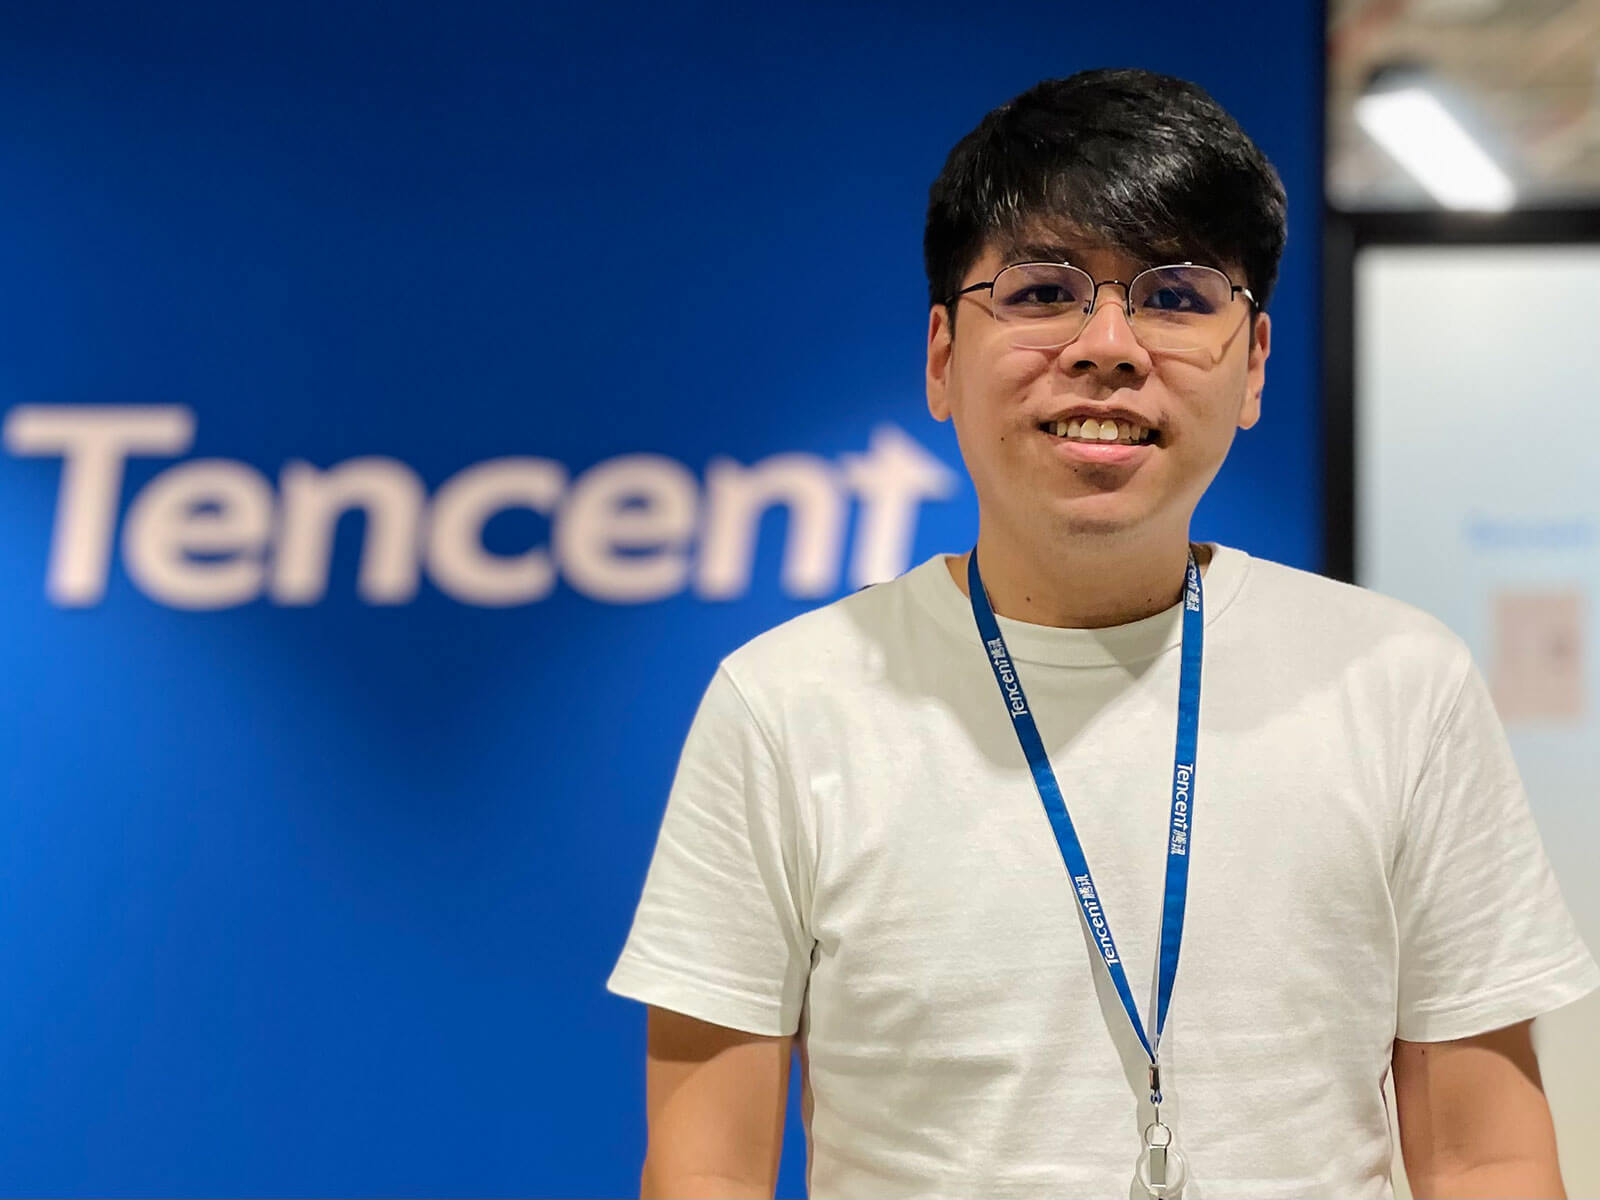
left=944, top=260, right=1259, bottom=352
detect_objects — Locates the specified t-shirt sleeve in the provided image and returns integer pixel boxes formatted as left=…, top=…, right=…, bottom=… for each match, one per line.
left=1392, top=654, right=1600, bottom=1042
left=605, top=663, right=814, bottom=1037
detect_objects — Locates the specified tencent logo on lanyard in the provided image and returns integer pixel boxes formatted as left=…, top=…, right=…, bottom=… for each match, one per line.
left=967, top=546, right=1204, bottom=1199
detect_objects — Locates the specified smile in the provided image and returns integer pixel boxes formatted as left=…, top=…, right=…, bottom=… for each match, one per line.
left=1037, top=416, right=1158, bottom=446
left=1038, top=421, right=1158, bottom=466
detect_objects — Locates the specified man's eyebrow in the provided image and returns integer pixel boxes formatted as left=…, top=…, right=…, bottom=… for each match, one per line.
left=1007, top=241, right=1089, bottom=264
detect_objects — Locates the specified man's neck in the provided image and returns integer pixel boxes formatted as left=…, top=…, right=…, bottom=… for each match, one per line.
left=944, top=526, right=1212, bottom=629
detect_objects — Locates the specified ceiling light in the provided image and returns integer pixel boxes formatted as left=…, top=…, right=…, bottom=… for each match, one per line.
left=1354, top=85, right=1515, bottom=211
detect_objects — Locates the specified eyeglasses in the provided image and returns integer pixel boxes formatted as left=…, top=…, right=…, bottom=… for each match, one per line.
left=946, top=261, right=1257, bottom=353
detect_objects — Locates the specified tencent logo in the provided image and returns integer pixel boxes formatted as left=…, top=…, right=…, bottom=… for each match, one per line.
left=3, top=406, right=958, bottom=609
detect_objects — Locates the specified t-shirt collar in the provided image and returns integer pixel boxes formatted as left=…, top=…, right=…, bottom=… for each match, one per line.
left=907, top=542, right=1250, bottom=668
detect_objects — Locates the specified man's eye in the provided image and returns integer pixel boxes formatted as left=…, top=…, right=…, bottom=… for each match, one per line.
left=1141, top=286, right=1211, bottom=313
left=1002, top=284, right=1082, bottom=307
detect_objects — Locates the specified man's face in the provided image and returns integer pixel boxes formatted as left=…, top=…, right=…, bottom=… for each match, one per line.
left=926, top=237, right=1269, bottom=548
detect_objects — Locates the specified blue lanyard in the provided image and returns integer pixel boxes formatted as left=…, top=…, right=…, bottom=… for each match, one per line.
left=967, top=547, right=1203, bottom=1104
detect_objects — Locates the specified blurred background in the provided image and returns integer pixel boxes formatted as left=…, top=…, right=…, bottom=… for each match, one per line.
left=1326, top=1, right=1600, bottom=1193
left=0, top=0, right=1593, bottom=1195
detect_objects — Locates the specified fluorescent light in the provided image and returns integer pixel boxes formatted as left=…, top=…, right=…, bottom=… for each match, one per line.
left=1355, top=86, right=1515, bottom=211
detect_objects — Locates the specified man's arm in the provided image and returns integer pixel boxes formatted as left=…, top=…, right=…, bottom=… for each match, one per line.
left=639, top=1005, right=792, bottom=1200
left=1392, top=1019, right=1565, bottom=1199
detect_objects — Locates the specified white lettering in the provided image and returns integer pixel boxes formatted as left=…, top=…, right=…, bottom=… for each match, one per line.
left=427, top=457, right=566, bottom=606
left=273, top=457, right=426, bottom=604
left=1073, top=874, right=1119, bottom=963
left=556, top=455, right=697, bottom=603
left=122, top=459, right=274, bottom=609
left=4, top=408, right=956, bottom=609
left=840, top=424, right=959, bottom=588
left=985, top=637, right=1029, bottom=716
left=3, top=405, right=195, bottom=605
left=695, top=452, right=844, bottom=599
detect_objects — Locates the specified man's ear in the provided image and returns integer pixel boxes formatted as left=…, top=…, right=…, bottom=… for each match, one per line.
left=1238, top=311, right=1270, bottom=431
left=927, top=305, right=954, bottom=423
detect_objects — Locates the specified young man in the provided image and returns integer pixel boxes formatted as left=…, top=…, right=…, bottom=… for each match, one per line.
left=606, top=69, right=1598, bottom=1198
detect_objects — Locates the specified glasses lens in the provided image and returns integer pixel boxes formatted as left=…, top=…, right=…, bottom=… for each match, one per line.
left=991, top=263, right=1094, bottom=349
left=1127, top=265, right=1242, bottom=351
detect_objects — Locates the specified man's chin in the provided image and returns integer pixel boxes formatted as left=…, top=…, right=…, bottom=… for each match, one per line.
left=1033, top=512, right=1147, bottom=542
left=1027, top=490, right=1177, bottom=542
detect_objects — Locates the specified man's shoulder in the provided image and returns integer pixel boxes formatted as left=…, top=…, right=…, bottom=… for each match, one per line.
left=716, top=560, right=938, bottom=699
left=1236, top=549, right=1458, bottom=632
left=1227, top=548, right=1474, bottom=682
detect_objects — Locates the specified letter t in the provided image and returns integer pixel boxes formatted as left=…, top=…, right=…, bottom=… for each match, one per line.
left=4, top=405, right=195, bottom=604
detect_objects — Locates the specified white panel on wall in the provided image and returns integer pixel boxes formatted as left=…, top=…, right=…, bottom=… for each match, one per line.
left=1357, top=243, right=1600, bottom=1196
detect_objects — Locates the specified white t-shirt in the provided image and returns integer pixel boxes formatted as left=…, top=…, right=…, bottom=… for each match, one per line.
left=606, top=545, right=1598, bottom=1199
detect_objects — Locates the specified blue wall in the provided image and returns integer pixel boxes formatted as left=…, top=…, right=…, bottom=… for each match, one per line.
left=0, top=3, right=1322, bottom=1194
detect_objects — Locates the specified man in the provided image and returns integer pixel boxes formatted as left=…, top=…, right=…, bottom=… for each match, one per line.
left=606, top=69, right=1598, bottom=1198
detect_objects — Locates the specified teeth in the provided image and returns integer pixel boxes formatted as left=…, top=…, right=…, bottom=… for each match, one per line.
left=1047, top=417, right=1153, bottom=445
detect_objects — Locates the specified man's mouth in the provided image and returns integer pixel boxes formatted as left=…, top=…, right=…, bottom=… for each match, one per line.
left=1037, top=417, right=1160, bottom=447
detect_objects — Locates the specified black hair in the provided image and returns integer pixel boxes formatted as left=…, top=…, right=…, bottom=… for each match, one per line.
left=924, top=69, right=1288, bottom=320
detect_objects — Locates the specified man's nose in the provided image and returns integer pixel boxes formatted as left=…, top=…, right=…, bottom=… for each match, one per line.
left=1061, top=284, right=1152, bottom=377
